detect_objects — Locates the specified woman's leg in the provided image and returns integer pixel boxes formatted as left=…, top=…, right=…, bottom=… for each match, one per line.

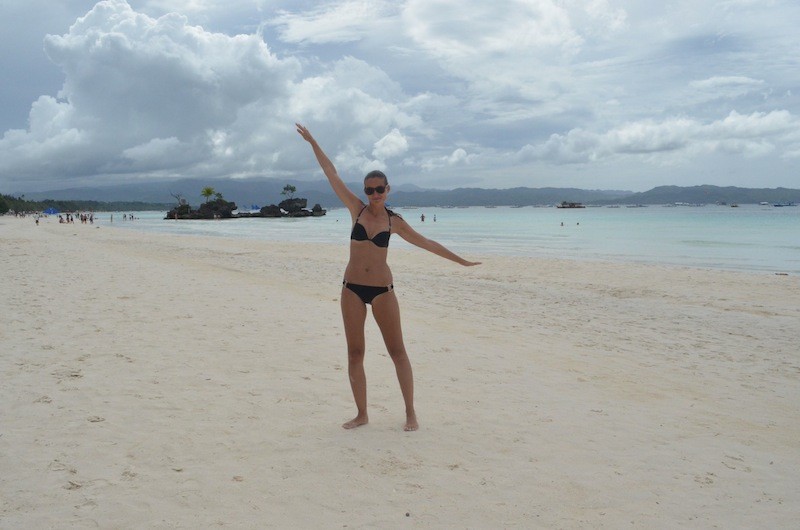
left=340, top=286, right=369, bottom=429
left=372, top=291, right=418, bottom=431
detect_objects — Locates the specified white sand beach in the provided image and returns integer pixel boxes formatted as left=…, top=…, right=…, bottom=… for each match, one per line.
left=2, top=215, right=799, bottom=529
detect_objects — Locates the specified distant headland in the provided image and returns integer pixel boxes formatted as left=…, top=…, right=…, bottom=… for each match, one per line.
left=5, top=181, right=800, bottom=212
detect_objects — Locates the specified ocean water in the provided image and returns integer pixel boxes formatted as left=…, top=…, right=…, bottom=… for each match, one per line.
left=108, top=204, right=800, bottom=274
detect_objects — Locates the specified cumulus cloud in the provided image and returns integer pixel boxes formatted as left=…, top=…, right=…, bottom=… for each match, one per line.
left=523, top=110, right=799, bottom=164
left=447, top=148, right=469, bottom=164
left=0, top=0, right=420, bottom=187
left=287, top=57, right=422, bottom=174
left=372, top=129, right=408, bottom=159
left=420, top=147, right=475, bottom=171
left=0, top=0, right=297, bottom=182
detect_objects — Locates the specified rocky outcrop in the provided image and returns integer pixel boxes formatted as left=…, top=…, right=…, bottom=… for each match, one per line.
left=279, top=198, right=307, bottom=213
left=165, top=198, right=238, bottom=219
left=256, top=199, right=325, bottom=218
left=166, top=197, right=325, bottom=219
left=197, top=199, right=237, bottom=218
left=258, top=205, right=283, bottom=217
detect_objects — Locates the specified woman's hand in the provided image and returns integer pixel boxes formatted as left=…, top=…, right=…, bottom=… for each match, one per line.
left=461, top=260, right=482, bottom=266
left=295, top=122, right=363, bottom=212
left=296, top=123, right=314, bottom=143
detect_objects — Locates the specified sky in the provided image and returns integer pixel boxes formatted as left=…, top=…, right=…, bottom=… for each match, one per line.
left=1, top=0, right=799, bottom=193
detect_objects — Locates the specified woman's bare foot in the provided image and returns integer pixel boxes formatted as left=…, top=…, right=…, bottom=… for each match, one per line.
left=342, top=414, right=368, bottom=429
left=404, top=412, right=418, bottom=431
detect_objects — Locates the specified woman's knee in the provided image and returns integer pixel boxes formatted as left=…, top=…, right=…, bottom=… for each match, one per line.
left=386, top=346, right=408, bottom=363
left=347, top=346, right=365, bottom=363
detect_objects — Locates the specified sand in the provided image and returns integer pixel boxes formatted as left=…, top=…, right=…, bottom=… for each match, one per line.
left=1, top=215, right=798, bottom=529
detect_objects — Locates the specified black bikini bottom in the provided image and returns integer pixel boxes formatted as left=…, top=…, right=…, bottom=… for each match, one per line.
left=342, top=280, right=393, bottom=305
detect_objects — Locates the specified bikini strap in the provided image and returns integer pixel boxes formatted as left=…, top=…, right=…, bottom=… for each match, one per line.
left=355, top=205, right=392, bottom=230
left=354, top=205, right=367, bottom=222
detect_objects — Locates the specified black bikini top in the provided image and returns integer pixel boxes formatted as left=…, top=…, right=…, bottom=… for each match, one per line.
left=350, top=206, right=392, bottom=248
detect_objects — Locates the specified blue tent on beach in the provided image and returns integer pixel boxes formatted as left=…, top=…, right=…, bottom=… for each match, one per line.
left=44, top=207, right=59, bottom=215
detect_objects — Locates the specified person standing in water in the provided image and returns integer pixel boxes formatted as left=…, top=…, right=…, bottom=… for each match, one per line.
left=296, top=123, right=481, bottom=431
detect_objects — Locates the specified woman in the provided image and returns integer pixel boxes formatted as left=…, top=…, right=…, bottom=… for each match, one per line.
left=296, top=124, right=480, bottom=431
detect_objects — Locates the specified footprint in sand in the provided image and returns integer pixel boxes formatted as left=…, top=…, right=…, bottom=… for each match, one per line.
left=48, top=459, right=77, bottom=475
left=694, top=473, right=715, bottom=485
left=52, top=368, right=83, bottom=381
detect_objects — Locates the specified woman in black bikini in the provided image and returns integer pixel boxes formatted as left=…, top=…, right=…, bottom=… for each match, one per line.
left=296, top=123, right=481, bottom=431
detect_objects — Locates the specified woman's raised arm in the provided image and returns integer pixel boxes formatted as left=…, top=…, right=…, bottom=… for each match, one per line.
left=296, top=124, right=362, bottom=213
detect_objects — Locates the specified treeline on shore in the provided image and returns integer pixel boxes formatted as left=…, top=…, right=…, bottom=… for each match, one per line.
left=0, top=193, right=172, bottom=215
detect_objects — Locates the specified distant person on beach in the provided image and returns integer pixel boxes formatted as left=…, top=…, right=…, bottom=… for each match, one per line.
left=296, top=123, right=481, bottom=431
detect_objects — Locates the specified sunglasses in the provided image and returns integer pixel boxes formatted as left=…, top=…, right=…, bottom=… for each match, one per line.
left=364, top=185, right=387, bottom=195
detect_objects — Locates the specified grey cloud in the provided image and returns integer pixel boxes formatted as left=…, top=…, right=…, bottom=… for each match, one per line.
left=2, top=0, right=799, bottom=193
left=1, top=0, right=301, bottom=186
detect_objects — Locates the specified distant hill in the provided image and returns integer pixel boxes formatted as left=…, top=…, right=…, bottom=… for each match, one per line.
left=388, top=187, right=630, bottom=207
left=16, top=178, right=632, bottom=207
left=609, top=185, right=800, bottom=205
left=12, top=179, right=800, bottom=208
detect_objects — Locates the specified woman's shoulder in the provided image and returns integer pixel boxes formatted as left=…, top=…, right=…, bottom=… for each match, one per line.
left=386, top=207, right=403, bottom=220
left=348, top=202, right=367, bottom=217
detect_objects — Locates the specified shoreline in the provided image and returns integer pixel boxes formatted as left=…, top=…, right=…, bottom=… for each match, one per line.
left=2, top=216, right=799, bottom=527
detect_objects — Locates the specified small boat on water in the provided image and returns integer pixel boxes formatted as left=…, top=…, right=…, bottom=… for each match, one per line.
left=556, top=201, right=585, bottom=208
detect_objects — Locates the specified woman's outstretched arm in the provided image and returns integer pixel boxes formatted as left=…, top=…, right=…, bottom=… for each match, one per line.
left=393, top=216, right=481, bottom=266
left=296, top=124, right=362, bottom=213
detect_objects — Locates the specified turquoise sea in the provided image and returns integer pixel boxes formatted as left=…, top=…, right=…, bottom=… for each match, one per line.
left=109, top=204, right=799, bottom=274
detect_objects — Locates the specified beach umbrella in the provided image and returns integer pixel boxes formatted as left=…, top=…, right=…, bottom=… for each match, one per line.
left=44, top=207, right=59, bottom=214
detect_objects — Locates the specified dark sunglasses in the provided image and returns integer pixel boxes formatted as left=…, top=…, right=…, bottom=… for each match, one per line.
left=364, top=185, right=387, bottom=195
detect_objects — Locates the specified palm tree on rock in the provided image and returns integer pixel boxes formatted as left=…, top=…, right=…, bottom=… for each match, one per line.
left=201, top=187, right=215, bottom=203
